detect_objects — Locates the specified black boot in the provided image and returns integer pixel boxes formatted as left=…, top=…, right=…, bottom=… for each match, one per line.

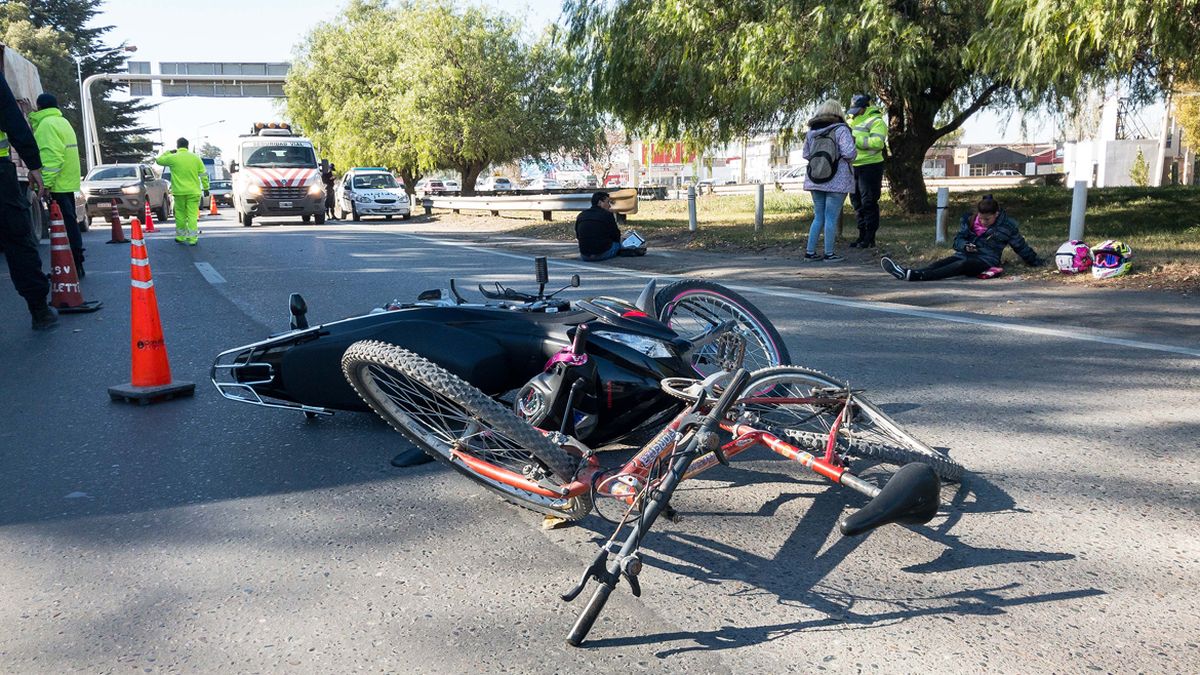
left=30, top=304, right=59, bottom=331
left=848, top=229, right=866, bottom=248
left=391, top=447, right=434, bottom=467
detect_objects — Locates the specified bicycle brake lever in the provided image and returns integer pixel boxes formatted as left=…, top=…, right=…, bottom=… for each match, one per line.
left=562, top=549, right=610, bottom=602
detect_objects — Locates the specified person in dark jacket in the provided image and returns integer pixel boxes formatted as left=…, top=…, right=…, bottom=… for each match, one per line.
left=575, top=191, right=634, bottom=261
left=0, top=70, right=55, bottom=330
left=881, top=195, right=1043, bottom=281
left=323, top=162, right=337, bottom=220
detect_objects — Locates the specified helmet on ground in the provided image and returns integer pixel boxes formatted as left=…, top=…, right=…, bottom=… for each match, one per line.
left=1090, top=240, right=1132, bottom=279
left=1054, top=239, right=1092, bottom=274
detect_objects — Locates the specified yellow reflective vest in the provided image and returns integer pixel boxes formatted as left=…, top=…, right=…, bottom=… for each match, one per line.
left=848, top=106, right=888, bottom=167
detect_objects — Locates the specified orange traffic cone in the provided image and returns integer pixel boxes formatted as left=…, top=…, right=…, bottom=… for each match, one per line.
left=48, top=202, right=102, bottom=313
left=209, top=194, right=219, bottom=216
left=107, top=217, right=195, bottom=405
left=106, top=199, right=128, bottom=244
left=143, top=200, right=156, bottom=233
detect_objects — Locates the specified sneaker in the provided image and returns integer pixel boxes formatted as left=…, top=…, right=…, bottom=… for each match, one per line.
left=174, top=236, right=186, bottom=243
left=849, top=240, right=863, bottom=249
left=185, top=237, right=198, bottom=246
left=804, top=252, right=821, bottom=260
left=31, top=305, right=59, bottom=331
left=881, top=257, right=907, bottom=280
left=823, top=253, right=844, bottom=262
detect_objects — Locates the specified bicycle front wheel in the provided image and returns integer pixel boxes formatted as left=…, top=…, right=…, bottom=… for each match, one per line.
left=733, top=366, right=964, bottom=481
left=655, top=279, right=791, bottom=374
left=342, top=340, right=592, bottom=519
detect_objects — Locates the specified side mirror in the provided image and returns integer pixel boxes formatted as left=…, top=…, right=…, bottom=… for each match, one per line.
left=570, top=274, right=580, bottom=288
left=229, top=161, right=239, bottom=173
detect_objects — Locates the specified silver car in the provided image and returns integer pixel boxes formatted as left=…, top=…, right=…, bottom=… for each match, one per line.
left=335, top=169, right=412, bottom=221
left=82, top=163, right=171, bottom=223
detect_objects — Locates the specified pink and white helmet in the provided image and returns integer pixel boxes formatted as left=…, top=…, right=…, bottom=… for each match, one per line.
left=1054, top=240, right=1092, bottom=274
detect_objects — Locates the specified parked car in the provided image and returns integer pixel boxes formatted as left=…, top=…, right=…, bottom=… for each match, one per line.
left=415, top=178, right=446, bottom=196
left=604, top=177, right=623, bottom=188
left=81, top=163, right=171, bottom=224
left=204, top=157, right=233, bottom=207
left=335, top=168, right=412, bottom=221
left=988, top=169, right=1022, bottom=176
left=521, top=176, right=559, bottom=191
left=443, top=179, right=460, bottom=193
left=31, top=192, right=88, bottom=240
left=477, top=176, right=513, bottom=192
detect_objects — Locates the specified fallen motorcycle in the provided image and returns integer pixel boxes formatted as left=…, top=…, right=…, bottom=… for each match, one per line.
left=212, top=257, right=791, bottom=448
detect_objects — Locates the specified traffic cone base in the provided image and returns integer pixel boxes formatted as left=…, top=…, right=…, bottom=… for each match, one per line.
left=107, top=380, right=195, bottom=405
left=109, top=216, right=193, bottom=406
left=48, top=202, right=103, bottom=313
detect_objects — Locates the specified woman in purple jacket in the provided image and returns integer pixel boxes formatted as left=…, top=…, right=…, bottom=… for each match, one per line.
left=802, top=100, right=858, bottom=261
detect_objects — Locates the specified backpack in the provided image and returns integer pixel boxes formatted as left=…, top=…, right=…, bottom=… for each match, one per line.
left=806, top=125, right=843, bottom=184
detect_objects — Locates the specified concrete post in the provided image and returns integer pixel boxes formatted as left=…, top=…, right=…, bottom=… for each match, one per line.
left=422, top=198, right=432, bottom=216
left=934, top=187, right=950, bottom=244
left=754, top=183, right=764, bottom=233
left=1069, top=180, right=1087, bottom=241
left=687, top=185, right=697, bottom=232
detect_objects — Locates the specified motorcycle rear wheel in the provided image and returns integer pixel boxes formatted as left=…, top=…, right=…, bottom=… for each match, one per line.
left=655, top=279, right=791, bottom=374
left=342, top=340, right=593, bottom=519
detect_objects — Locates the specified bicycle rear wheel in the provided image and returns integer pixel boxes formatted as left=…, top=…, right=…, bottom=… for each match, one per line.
left=733, top=366, right=964, bottom=481
left=655, top=279, right=791, bottom=374
left=342, top=340, right=592, bottom=519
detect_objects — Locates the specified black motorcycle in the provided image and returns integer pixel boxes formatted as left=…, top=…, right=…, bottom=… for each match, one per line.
left=212, top=258, right=789, bottom=447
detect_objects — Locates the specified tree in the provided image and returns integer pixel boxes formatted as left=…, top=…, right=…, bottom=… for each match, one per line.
left=287, top=0, right=600, bottom=195
left=561, top=1, right=1142, bottom=213
left=1129, top=148, right=1150, bottom=187
left=196, top=141, right=222, bottom=159
left=1174, top=85, right=1200, bottom=161
left=0, top=0, right=156, bottom=162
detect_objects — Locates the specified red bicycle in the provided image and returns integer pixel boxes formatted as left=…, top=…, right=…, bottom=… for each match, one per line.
left=341, top=340, right=962, bottom=645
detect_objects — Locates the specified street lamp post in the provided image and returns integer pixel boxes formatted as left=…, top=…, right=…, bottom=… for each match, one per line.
left=74, top=44, right=137, bottom=172
left=194, top=120, right=226, bottom=149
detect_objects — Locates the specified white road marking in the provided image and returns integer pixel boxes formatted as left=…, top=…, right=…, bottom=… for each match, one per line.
left=388, top=231, right=1200, bottom=359
left=194, top=262, right=226, bottom=284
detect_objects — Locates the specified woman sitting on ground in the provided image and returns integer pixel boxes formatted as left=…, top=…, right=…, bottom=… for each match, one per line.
left=881, top=194, right=1043, bottom=281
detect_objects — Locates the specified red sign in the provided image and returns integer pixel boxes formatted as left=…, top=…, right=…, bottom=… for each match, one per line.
left=642, top=142, right=696, bottom=165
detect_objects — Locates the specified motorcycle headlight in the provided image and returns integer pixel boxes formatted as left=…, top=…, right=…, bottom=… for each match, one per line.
left=307, top=183, right=323, bottom=197
left=592, top=330, right=674, bottom=358
left=247, top=184, right=262, bottom=196
left=120, top=184, right=141, bottom=195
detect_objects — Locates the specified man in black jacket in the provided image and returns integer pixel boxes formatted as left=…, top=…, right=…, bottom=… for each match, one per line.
left=0, top=70, right=55, bottom=330
left=575, top=191, right=621, bottom=260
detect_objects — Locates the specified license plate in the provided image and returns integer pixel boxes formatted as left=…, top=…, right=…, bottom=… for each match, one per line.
left=279, top=201, right=293, bottom=208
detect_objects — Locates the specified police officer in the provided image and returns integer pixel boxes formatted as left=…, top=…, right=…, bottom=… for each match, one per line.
left=847, top=93, right=888, bottom=249
left=0, top=69, right=56, bottom=330
left=30, top=93, right=85, bottom=276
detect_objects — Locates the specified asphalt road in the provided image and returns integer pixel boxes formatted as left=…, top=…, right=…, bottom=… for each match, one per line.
left=1, top=212, right=1197, bottom=673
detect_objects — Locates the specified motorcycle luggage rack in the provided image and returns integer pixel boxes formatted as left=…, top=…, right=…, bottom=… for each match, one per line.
left=211, top=344, right=333, bottom=417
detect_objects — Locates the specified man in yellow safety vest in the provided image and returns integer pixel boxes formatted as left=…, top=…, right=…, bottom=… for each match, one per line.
left=156, top=137, right=209, bottom=245
left=847, top=93, right=888, bottom=249
left=30, top=93, right=85, bottom=275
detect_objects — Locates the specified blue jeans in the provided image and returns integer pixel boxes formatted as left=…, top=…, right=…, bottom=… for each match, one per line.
left=581, top=241, right=621, bottom=261
left=807, top=190, right=847, bottom=256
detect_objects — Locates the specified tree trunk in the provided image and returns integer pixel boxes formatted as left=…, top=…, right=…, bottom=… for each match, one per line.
left=399, top=168, right=420, bottom=197
left=460, top=163, right=486, bottom=195
left=885, top=130, right=934, bottom=214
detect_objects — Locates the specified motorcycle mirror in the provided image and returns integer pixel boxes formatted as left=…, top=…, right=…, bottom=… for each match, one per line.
left=534, top=256, right=550, bottom=285
left=570, top=274, right=580, bottom=288
left=634, top=278, right=657, bottom=316
left=289, top=292, right=309, bottom=330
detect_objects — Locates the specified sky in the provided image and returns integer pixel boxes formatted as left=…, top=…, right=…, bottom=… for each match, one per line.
left=94, top=0, right=1116, bottom=164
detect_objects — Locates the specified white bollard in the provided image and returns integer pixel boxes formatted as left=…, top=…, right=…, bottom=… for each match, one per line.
left=1069, top=180, right=1087, bottom=241
left=935, top=187, right=949, bottom=244
left=755, top=183, right=764, bottom=233
left=688, top=185, right=697, bottom=232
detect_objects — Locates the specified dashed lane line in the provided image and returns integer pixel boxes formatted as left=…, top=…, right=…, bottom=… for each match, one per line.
left=194, top=262, right=227, bottom=284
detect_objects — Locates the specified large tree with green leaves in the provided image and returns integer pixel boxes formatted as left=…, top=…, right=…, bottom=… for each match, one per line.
left=1, top=0, right=156, bottom=162
left=287, top=0, right=600, bottom=194
left=561, top=0, right=1152, bottom=213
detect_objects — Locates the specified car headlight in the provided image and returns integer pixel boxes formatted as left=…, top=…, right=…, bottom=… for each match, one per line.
left=307, top=183, right=323, bottom=197
left=247, top=184, right=262, bottom=196
left=121, top=184, right=141, bottom=195
left=396, top=194, right=409, bottom=203
left=353, top=194, right=372, bottom=203
left=592, top=330, right=674, bottom=358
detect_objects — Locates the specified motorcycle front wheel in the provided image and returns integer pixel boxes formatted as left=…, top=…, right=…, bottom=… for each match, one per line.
left=655, top=279, right=791, bottom=374
left=342, top=340, right=593, bottom=519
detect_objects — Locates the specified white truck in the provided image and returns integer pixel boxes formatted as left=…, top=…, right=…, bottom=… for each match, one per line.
left=1, top=42, right=58, bottom=239
left=229, top=122, right=325, bottom=227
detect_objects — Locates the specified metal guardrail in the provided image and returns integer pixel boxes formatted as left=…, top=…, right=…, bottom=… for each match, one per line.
left=421, top=188, right=639, bottom=221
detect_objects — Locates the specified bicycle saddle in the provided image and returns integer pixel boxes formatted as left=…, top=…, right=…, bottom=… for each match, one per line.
left=838, top=462, right=940, bottom=536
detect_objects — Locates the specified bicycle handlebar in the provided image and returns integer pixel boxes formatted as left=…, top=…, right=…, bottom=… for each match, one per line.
left=566, top=582, right=613, bottom=647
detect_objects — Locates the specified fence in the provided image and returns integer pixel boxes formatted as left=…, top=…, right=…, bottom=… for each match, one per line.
left=421, top=188, right=639, bottom=222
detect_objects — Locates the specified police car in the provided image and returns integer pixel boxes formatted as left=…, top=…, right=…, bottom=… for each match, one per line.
left=334, top=167, right=411, bottom=221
